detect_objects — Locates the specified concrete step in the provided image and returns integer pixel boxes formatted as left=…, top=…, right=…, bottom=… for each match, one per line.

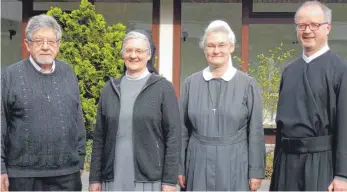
left=81, top=172, right=270, bottom=191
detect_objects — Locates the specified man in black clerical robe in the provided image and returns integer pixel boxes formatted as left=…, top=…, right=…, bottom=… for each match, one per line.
left=270, top=1, right=347, bottom=191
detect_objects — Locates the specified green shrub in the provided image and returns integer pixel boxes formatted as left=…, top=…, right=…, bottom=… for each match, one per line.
left=47, top=0, right=126, bottom=137
left=265, top=151, right=274, bottom=180
left=234, top=44, right=295, bottom=126
left=84, top=139, right=93, bottom=171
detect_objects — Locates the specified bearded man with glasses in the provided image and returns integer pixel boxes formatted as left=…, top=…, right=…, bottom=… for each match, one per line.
left=270, top=1, right=347, bottom=191
left=1, top=14, right=86, bottom=191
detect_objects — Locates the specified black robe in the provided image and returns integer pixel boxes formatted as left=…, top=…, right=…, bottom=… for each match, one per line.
left=270, top=50, right=347, bottom=191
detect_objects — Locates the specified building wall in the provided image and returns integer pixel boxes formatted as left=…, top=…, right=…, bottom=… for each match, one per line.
left=2, top=1, right=347, bottom=85
left=1, top=1, right=22, bottom=70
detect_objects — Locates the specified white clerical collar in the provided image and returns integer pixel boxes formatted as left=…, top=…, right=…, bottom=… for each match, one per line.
left=29, top=55, right=56, bottom=73
left=126, top=68, right=150, bottom=80
left=302, top=44, right=330, bottom=63
left=203, top=58, right=237, bottom=81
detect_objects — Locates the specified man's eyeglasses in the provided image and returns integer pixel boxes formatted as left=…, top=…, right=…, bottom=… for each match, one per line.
left=295, top=22, right=329, bottom=31
left=204, top=44, right=230, bottom=52
left=29, top=39, right=60, bottom=47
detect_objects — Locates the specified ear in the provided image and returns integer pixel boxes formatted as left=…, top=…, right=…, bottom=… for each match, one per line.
left=229, top=44, right=235, bottom=54
left=145, top=54, right=151, bottom=62
left=24, top=39, right=31, bottom=52
left=57, top=40, right=61, bottom=50
left=326, top=23, right=332, bottom=35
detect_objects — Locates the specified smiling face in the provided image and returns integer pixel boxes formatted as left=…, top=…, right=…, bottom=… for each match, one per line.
left=122, top=38, right=151, bottom=74
left=203, top=31, right=234, bottom=67
left=295, top=5, right=331, bottom=56
left=24, top=28, right=60, bottom=65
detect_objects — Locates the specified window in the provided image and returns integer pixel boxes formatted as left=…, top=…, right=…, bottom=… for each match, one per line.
left=1, top=1, right=22, bottom=69
left=95, top=1, right=153, bottom=34
left=34, top=1, right=80, bottom=11
left=249, top=24, right=301, bottom=127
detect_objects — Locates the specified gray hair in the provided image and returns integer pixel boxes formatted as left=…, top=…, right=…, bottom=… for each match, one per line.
left=121, top=31, right=151, bottom=56
left=295, top=1, right=332, bottom=23
left=26, top=14, right=62, bottom=41
left=199, top=20, right=236, bottom=49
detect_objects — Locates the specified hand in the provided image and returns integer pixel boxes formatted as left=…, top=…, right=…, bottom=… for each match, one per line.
left=162, top=184, right=176, bottom=192
left=178, top=175, right=186, bottom=189
left=80, top=169, right=83, bottom=176
left=89, top=183, right=102, bottom=192
left=1, top=174, right=9, bottom=192
left=249, top=178, right=262, bottom=191
left=328, top=178, right=347, bottom=192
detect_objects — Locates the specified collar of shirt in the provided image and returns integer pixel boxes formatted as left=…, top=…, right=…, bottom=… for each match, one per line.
left=302, top=44, right=330, bottom=63
left=29, top=55, right=56, bottom=73
left=125, top=68, right=150, bottom=80
left=202, top=58, right=237, bottom=81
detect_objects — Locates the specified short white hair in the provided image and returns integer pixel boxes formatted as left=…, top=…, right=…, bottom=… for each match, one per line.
left=295, top=0, right=332, bottom=23
left=121, top=31, right=151, bottom=56
left=26, top=14, right=62, bottom=41
left=199, top=20, right=236, bottom=49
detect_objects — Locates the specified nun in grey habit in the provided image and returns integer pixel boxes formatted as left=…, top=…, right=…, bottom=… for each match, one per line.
left=89, top=30, right=180, bottom=192
left=178, top=20, right=266, bottom=191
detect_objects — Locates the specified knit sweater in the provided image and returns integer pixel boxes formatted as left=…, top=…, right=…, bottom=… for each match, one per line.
left=1, top=58, right=86, bottom=177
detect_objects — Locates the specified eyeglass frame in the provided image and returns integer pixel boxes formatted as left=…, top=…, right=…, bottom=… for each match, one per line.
left=123, top=48, right=149, bottom=56
left=28, top=39, right=61, bottom=47
left=204, top=43, right=232, bottom=52
left=295, top=22, right=329, bottom=31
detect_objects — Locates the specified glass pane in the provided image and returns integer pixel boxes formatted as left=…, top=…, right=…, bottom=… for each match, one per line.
left=95, top=2, right=153, bottom=34
left=180, top=2, right=242, bottom=85
left=328, top=3, right=347, bottom=59
left=253, top=1, right=347, bottom=15
left=250, top=24, right=301, bottom=127
left=253, top=2, right=302, bottom=12
left=330, top=22, right=347, bottom=59
left=1, top=1, right=22, bottom=69
left=34, top=1, right=80, bottom=10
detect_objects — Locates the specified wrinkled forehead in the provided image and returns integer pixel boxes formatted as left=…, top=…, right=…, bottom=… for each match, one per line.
left=124, top=38, right=149, bottom=49
left=205, top=31, right=230, bottom=45
left=296, top=5, right=326, bottom=23
left=31, top=28, right=57, bottom=39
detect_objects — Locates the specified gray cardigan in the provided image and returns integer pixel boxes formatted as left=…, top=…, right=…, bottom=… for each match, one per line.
left=89, top=74, right=181, bottom=185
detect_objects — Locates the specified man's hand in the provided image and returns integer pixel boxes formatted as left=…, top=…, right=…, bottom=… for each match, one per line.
left=178, top=175, right=186, bottom=189
left=1, top=174, right=9, bottom=192
left=89, top=183, right=102, bottom=192
left=162, top=184, right=176, bottom=192
left=80, top=169, right=83, bottom=176
left=249, top=178, right=262, bottom=191
left=328, top=178, right=347, bottom=192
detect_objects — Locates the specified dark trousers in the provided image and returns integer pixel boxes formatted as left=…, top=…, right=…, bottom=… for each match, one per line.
left=9, top=171, right=82, bottom=191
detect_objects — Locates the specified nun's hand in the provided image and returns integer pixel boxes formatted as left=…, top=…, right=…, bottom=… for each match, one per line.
left=178, top=175, right=185, bottom=188
left=162, top=184, right=176, bottom=192
left=249, top=178, right=262, bottom=191
left=89, top=183, right=101, bottom=192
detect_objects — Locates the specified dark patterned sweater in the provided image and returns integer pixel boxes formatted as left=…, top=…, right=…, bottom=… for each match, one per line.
left=1, top=58, right=86, bottom=177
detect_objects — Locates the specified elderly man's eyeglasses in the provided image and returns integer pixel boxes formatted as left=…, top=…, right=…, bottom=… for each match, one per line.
left=29, top=39, right=60, bottom=47
left=124, top=48, right=148, bottom=55
left=295, top=22, right=329, bottom=31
